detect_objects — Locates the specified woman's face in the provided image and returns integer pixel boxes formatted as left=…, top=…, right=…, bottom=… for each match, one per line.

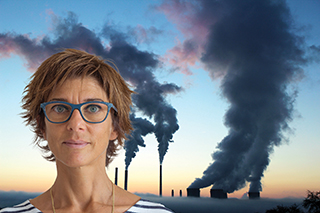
left=43, top=76, right=117, bottom=168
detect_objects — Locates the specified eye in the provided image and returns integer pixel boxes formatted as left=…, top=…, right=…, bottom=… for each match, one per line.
left=85, top=105, right=101, bottom=113
left=52, top=105, right=69, bottom=113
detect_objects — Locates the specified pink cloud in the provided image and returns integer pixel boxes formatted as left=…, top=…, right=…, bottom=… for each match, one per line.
left=133, top=24, right=148, bottom=44
left=0, top=33, right=53, bottom=71
left=0, top=34, right=17, bottom=58
left=156, top=0, right=213, bottom=75
left=161, top=37, right=198, bottom=75
left=129, top=24, right=163, bottom=45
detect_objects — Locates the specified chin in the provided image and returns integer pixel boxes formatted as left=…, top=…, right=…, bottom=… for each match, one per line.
left=58, top=155, right=104, bottom=169
left=56, top=156, right=88, bottom=168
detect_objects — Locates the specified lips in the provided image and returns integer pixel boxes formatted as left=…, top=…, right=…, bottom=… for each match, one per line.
left=63, top=140, right=89, bottom=148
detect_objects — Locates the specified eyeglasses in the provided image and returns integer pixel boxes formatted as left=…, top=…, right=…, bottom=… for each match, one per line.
left=40, top=101, right=117, bottom=124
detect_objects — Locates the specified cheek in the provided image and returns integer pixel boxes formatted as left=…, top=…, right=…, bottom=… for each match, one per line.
left=43, top=122, right=59, bottom=143
left=94, top=123, right=116, bottom=144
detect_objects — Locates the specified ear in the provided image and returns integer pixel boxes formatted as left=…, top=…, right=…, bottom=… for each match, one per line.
left=109, top=127, right=118, bottom=141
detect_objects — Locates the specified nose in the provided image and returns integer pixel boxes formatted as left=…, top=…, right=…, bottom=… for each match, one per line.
left=66, top=109, right=86, bottom=131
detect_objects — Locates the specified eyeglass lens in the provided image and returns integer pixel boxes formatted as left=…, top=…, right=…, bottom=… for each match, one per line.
left=44, top=102, right=109, bottom=123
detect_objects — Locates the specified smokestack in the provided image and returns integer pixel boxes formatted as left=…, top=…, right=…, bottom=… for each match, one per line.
left=159, top=164, right=162, bottom=196
left=180, top=190, right=182, bottom=197
left=171, top=189, right=174, bottom=197
left=187, top=188, right=200, bottom=197
left=210, top=189, right=228, bottom=199
left=248, top=192, right=260, bottom=199
left=124, top=169, right=128, bottom=190
left=114, top=167, right=118, bottom=186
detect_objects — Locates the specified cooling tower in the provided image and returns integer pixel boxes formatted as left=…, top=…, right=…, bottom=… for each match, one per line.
left=187, top=188, right=200, bottom=197
left=210, top=189, right=228, bottom=199
left=248, top=192, right=260, bottom=199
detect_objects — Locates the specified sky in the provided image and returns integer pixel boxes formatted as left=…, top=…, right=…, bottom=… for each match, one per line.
left=0, top=0, right=319, bottom=199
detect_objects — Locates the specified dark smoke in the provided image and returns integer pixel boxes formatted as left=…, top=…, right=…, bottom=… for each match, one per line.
left=124, top=113, right=154, bottom=169
left=100, top=24, right=182, bottom=165
left=0, top=12, right=181, bottom=167
left=132, top=81, right=181, bottom=164
left=0, top=33, right=55, bottom=71
left=309, top=45, right=320, bottom=63
left=174, top=0, right=307, bottom=193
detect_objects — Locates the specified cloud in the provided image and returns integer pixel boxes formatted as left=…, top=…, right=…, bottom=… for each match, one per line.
left=309, top=45, right=320, bottom=62
left=128, top=24, right=164, bottom=45
left=156, top=0, right=210, bottom=75
left=0, top=33, right=55, bottom=71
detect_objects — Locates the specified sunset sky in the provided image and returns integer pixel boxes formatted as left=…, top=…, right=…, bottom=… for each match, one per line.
left=0, top=0, right=319, bottom=199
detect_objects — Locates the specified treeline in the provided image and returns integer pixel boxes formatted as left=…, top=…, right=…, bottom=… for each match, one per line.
left=266, top=191, right=320, bottom=213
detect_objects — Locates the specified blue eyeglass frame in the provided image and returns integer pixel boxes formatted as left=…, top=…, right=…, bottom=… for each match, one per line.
left=40, top=101, right=118, bottom=124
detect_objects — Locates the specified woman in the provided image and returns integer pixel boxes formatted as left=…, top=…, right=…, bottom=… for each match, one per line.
left=1, top=49, right=173, bottom=213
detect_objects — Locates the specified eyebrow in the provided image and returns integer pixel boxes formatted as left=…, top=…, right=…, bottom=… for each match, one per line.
left=49, top=98, right=106, bottom=102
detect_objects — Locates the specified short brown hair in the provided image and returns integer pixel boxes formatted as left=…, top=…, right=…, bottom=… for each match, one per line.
left=22, top=49, right=134, bottom=166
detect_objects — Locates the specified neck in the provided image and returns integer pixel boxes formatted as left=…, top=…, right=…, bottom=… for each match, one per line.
left=51, top=157, right=113, bottom=211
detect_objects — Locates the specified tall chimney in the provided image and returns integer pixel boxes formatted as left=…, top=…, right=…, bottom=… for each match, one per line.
left=124, top=169, right=128, bottom=190
left=248, top=192, right=260, bottom=199
left=187, top=188, right=200, bottom=197
left=180, top=190, right=182, bottom=197
left=159, top=164, right=162, bottom=196
left=114, top=167, right=118, bottom=186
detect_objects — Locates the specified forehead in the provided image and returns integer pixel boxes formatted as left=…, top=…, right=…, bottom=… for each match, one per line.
left=47, top=76, right=108, bottom=101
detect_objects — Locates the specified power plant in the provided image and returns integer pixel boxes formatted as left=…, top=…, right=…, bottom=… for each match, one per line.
left=187, top=188, right=200, bottom=197
left=210, top=189, right=228, bottom=199
left=115, top=167, right=260, bottom=199
left=187, top=187, right=260, bottom=199
left=248, top=192, right=260, bottom=199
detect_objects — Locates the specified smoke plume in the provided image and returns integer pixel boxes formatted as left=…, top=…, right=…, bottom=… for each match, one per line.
left=159, top=0, right=307, bottom=193
left=124, top=113, right=154, bottom=169
left=132, top=81, right=181, bottom=164
left=0, top=11, right=181, bottom=167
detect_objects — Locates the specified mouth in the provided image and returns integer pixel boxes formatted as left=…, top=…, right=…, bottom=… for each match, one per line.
left=63, top=140, right=90, bottom=149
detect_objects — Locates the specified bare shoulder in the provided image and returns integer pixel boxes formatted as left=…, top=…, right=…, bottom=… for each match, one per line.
left=114, top=185, right=140, bottom=206
left=113, top=188, right=174, bottom=212
left=29, top=191, right=52, bottom=213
